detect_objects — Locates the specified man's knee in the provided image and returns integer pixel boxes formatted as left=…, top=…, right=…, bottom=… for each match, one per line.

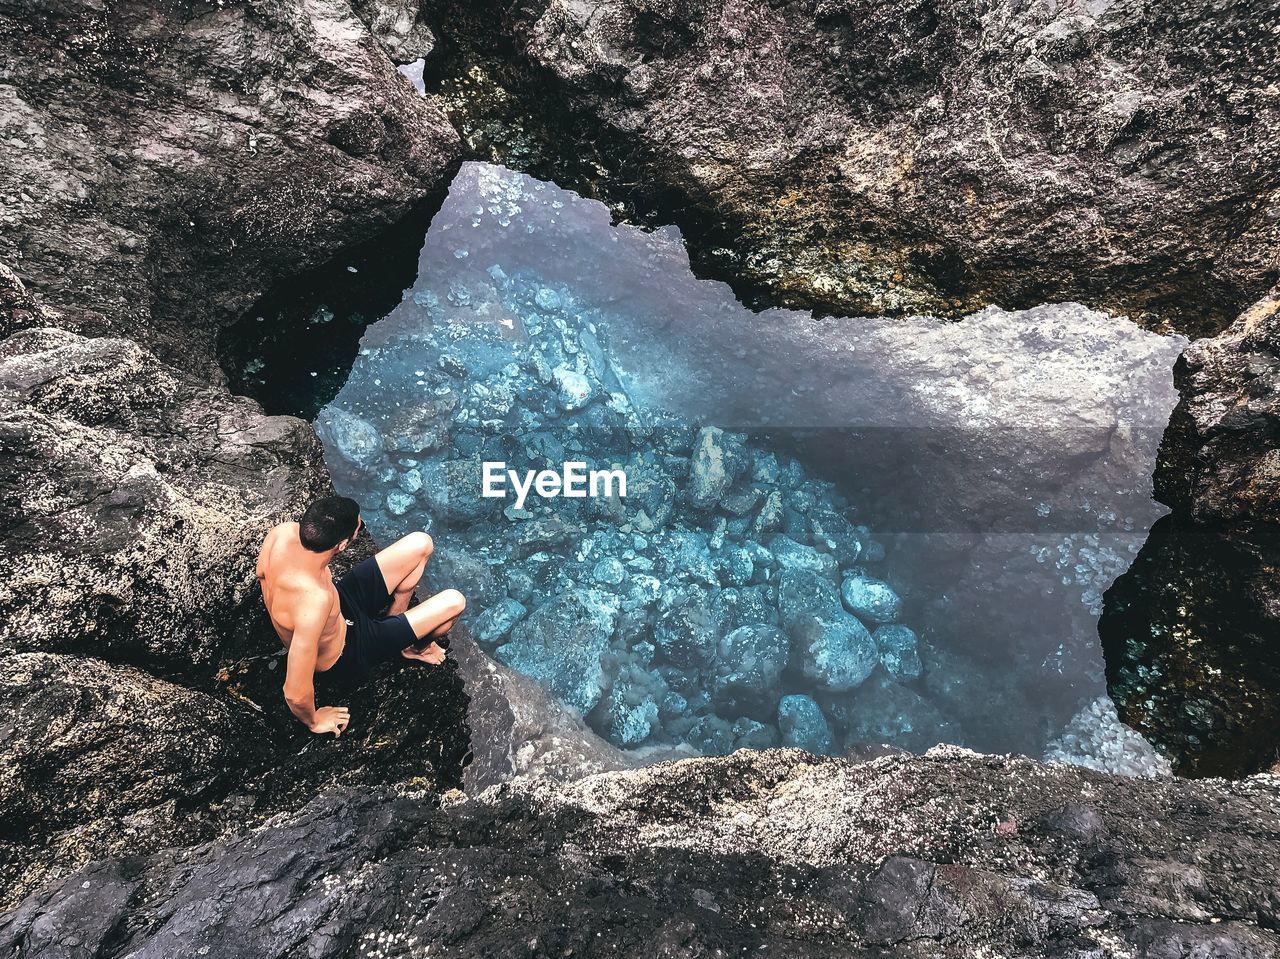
left=402, top=530, right=433, bottom=562
left=438, top=588, right=466, bottom=618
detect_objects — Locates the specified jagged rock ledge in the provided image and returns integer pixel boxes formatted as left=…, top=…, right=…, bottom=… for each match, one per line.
left=3, top=748, right=1278, bottom=958
left=424, top=0, right=1280, bottom=334
left=1103, top=287, right=1280, bottom=776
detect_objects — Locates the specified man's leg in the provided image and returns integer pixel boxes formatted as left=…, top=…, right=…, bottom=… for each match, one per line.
left=374, top=531, right=433, bottom=616
left=401, top=589, right=467, bottom=664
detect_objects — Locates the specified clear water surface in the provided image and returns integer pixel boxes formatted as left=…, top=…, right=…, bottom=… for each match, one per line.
left=316, top=162, right=1186, bottom=774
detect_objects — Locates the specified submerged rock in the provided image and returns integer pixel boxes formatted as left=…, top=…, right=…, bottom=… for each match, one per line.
left=472, top=596, right=528, bottom=645
left=711, top=624, right=790, bottom=718
left=315, top=407, right=385, bottom=468
left=497, top=588, right=619, bottom=715
left=779, top=571, right=878, bottom=692
left=873, top=624, right=922, bottom=682
left=653, top=586, right=726, bottom=669
left=687, top=426, right=742, bottom=508
left=777, top=695, right=835, bottom=754
left=840, top=572, right=903, bottom=624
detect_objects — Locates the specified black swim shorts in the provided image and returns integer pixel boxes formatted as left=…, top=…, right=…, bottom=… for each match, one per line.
left=329, top=557, right=418, bottom=681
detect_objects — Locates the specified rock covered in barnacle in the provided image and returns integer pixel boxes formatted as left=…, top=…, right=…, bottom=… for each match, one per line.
left=7, top=747, right=1280, bottom=958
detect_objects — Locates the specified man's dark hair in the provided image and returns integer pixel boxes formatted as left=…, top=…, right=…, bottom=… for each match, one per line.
left=299, top=495, right=360, bottom=552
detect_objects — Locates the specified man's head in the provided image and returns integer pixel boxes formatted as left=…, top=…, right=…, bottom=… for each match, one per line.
left=299, top=495, right=361, bottom=553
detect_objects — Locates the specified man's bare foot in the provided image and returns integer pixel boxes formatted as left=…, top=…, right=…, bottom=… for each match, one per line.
left=402, top=641, right=446, bottom=665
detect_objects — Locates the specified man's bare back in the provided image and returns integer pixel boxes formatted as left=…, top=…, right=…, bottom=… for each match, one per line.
left=257, top=522, right=346, bottom=672
left=256, top=497, right=467, bottom=736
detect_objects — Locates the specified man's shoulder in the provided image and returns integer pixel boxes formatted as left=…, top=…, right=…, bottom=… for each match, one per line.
left=266, top=520, right=299, bottom=541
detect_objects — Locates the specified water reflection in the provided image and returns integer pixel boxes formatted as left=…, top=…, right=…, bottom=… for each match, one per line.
left=317, top=162, right=1186, bottom=773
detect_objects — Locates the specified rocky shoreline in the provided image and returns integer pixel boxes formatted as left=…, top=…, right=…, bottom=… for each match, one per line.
left=2, top=0, right=1279, bottom=953
left=4, top=749, right=1279, bottom=958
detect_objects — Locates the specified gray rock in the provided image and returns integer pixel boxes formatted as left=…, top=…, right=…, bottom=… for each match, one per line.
left=777, top=694, right=835, bottom=754
left=0, top=653, right=269, bottom=901
left=592, top=557, right=626, bottom=586
left=552, top=367, right=595, bottom=410
left=841, top=572, right=903, bottom=624
left=653, top=586, right=725, bottom=669
left=0, top=0, right=459, bottom=357
left=873, top=624, right=923, bottom=681
left=711, top=624, right=790, bottom=718
left=517, top=0, right=1278, bottom=332
left=0, top=327, right=327, bottom=670
left=315, top=406, right=385, bottom=469
left=779, top=570, right=878, bottom=691
left=473, top=597, right=528, bottom=645
left=600, top=682, right=659, bottom=747
left=1102, top=288, right=1280, bottom=776
left=496, top=588, right=619, bottom=715
left=769, top=534, right=839, bottom=582
left=4, top=748, right=1280, bottom=957
left=687, top=426, right=736, bottom=508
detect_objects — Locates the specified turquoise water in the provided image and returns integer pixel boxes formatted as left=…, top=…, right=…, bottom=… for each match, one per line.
left=317, top=162, right=1186, bottom=773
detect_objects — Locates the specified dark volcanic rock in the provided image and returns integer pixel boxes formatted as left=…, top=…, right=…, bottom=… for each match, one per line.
left=430, top=0, right=1279, bottom=333
left=0, top=652, right=270, bottom=901
left=0, top=0, right=460, bottom=359
left=0, top=324, right=327, bottom=672
left=3, top=748, right=1278, bottom=958
left=1103, top=288, right=1280, bottom=776
left=0, top=0, right=476, bottom=921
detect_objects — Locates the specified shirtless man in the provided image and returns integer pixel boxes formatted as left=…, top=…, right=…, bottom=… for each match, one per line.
left=256, top=495, right=466, bottom=736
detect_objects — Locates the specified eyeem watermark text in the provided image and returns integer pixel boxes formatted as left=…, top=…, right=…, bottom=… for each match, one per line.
left=482, top=461, right=627, bottom=510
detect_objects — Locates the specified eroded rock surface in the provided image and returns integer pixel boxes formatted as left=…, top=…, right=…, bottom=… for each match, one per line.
left=4, top=748, right=1278, bottom=958
left=0, top=652, right=270, bottom=900
left=0, top=324, right=327, bottom=671
left=430, top=0, right=1279, bottom=333
left=1104, top=288, right=1280, bottom=775
left=0, top=0, right=460, bottom=358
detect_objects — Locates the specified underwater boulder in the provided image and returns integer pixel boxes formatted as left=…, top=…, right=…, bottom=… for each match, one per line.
left=841, top=572, right=903, bottom=624
left=552, top=367, right=596, bottom=411
left=769, top=534, right=839, bottom=582
left=712, top=545, right=755, bottom=586
left=799, top=614, right=878, bottom=692
left=473, top=597, right=528, bottom=645
left=732, top=717, right=780, bottom=750
left=419, top=458, right=494, bottom=522
left=653, top=585, right=727, bottom=668
left=711, top=624, right=790, bottom=718
left=686, top=714, right=735, bottom=754
left=315, top=406, right=384, bottom=470
left=657, top=529, right=719, bottom=587
left=495, top=588, right=620, bottom=715
left=688, top=426, right=745, bottom=509
left=600, top=681, right=660, bottom=747
left=873, top=624, right=922, bottom=681
left=777, top=694, right=835, bottom=754
left=779, top=570, right=877, bottom=691
left=824, top=674, right=950, bottom=754
left=778, top=568, right=844, bottom=626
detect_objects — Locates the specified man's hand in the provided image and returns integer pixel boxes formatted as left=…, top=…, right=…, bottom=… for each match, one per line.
left=309, top=705, right=351, bottom=737
left=402, top=641, right=446, bottom=665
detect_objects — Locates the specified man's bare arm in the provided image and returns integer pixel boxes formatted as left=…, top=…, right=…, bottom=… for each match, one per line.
left=282, top=597, right=350, bottom=736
